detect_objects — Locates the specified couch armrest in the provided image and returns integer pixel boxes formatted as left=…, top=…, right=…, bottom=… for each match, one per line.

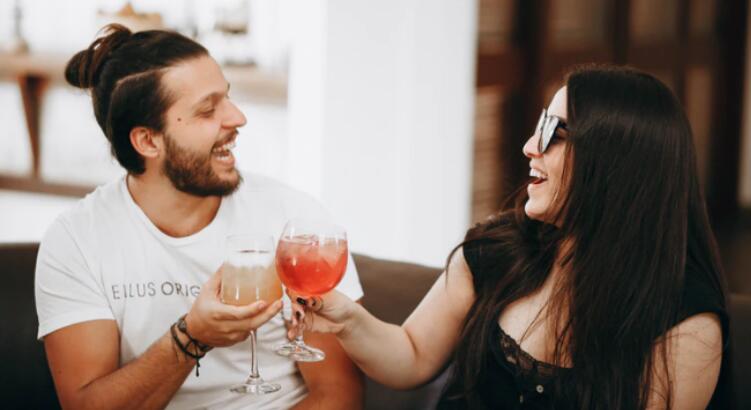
left=0, top=242, right=60, bottom=409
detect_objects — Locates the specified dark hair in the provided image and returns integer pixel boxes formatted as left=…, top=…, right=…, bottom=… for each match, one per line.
left=65, top=24, right=208, bottom=174
left=444, top=65, right=728, bottom=409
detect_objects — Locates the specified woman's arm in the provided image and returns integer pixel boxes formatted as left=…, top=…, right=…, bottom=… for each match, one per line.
left=299, top=249, right=476, bottom=389
left=646, top=312, right=723, bottom=409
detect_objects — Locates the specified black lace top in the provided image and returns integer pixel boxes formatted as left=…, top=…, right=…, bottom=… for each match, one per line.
left=488, top=325, right=566, bottom=408
left=436, top=238, right=729, bottom=409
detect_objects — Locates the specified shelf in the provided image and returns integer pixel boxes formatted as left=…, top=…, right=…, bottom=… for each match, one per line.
left=0, top=51, right=288, bottom=105
left=0, top=51, right=288, bottom=197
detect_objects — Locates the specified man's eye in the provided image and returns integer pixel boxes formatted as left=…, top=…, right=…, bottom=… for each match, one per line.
left=200, top=108, right=215, bottom=117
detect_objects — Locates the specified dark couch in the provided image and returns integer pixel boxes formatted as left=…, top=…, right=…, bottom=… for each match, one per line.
left=2, top=243, right=749, bottom=409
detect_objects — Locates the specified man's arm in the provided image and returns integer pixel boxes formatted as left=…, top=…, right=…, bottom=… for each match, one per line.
left=292, top=301, right=365, bottom=410
left=45, top=320, right=194, bottom=410
left=44, top=269, right=283, bottom=410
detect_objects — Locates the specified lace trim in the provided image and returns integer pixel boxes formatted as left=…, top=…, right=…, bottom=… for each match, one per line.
left=497, top=326, right=563, bottom=380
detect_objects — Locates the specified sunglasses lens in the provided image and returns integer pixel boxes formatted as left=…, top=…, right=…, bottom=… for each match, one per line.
left=536, top=110, right=546, bottom=152
left=544, top=116, right=562, bottom=153
left=536, top=110, right=545, bottom=133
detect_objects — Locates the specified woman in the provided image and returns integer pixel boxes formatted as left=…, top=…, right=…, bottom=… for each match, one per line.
left=293, top=65, right=730, bottom=409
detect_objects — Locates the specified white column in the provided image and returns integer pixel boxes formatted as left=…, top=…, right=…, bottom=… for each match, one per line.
left=288, top=0, right=477, bottom=266
left=286, top=0, right=327, bottom=199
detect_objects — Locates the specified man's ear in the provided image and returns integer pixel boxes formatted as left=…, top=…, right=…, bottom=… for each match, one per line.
left=129, top=126, right=163, bottom=159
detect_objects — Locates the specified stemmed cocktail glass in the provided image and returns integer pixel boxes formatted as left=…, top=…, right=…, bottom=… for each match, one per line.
left=274, top=219, right=348, bottom=362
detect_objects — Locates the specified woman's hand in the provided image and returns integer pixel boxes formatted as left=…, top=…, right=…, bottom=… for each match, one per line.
left=287, top=290, right=359, bottom=339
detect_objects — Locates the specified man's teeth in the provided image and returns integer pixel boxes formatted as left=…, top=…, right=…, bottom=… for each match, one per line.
left=212, top=141, right=236, bottom=153
left=529, top=169, right=548, bottom=180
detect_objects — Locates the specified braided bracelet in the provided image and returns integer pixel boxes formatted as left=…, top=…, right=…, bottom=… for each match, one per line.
left=170, top=315, right=213, bottom=377
left=176, top=315, right=213, bottom=354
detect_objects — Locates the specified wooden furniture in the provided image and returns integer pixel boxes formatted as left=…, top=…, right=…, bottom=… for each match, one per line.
left=0, top=51, right=287, bottom=197
left=472, top=0, right=747, bottom=225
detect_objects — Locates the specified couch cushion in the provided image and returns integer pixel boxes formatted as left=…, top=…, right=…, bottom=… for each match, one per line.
left=0, top=242, right=59, bottom=409
left=354, top=253, right=443, bottom=325
left=6, top=246, right=746, bottom=409
left=353, top=254, right=448, bottom=410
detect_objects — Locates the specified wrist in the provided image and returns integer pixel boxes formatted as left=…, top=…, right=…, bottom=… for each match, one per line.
left=177, top=314, right=212, bottom=353
left=338, top=301, right=365, bottom=338
left=170, top=314, right=213, bottom=377
left=184, top=312, right=200, bottom=340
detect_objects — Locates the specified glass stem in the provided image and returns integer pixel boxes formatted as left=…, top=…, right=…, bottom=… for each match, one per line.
left=295, top=306, right=306, bottom=344
left=250, top=329, right=260, bottom=380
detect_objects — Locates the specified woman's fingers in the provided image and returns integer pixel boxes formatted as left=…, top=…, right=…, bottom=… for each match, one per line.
left=308, top=296, right=324, bottom=312
left=292, top=295, right=323, bottom=312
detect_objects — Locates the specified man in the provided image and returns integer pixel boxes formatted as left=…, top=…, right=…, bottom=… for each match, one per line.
left=35, top=24, right=363, bottom=409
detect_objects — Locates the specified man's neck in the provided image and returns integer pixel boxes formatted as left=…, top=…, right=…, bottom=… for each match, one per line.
left=126, top=173, right=222, bottom=238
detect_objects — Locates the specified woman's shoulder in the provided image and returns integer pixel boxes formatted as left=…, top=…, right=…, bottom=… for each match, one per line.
left=679, top=260, right=728, bottom=336
left=461, top=211, right=528, bottom=284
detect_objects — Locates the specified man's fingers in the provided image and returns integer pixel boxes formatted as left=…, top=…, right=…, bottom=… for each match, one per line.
left=231, top=331, right=252, bottom=343
left=215, top=300, right=269, bottom=320
left=234, top=299, right=283, bottom=321
left=204, top=265, right=224, bottom=293
left=246, top=300, right=284, bottom=327
left=225, top=300, right=284, bottom=331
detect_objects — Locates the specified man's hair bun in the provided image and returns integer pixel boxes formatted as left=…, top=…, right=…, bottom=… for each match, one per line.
left=65, top=24, right=132, bottom=89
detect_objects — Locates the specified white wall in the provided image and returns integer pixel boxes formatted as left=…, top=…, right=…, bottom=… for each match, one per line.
left=287, top=0, right=477, bottom=266
left=2, top=1, right=478, bottom=268
left=0, top=190, right=78, bottom=242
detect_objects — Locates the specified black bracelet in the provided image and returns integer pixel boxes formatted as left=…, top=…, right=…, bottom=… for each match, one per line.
left=176, top=315, right=213, bottom=354
left=170, top=323, right=206, bottom=377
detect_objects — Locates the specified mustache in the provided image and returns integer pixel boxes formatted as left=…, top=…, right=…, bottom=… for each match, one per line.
left=213, top=130, right=239, bottom=149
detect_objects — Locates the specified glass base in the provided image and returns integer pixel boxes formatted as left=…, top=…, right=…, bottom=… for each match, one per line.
left=230, top=377, right=281, bottom=395
left=275, top=340, right=326, bottom=362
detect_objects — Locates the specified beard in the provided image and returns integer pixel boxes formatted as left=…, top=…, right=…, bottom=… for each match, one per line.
left=162, top=132, right=242, bottom=197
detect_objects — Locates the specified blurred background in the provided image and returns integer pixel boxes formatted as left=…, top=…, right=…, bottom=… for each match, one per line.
left=0, top=0, right=748, bottom=294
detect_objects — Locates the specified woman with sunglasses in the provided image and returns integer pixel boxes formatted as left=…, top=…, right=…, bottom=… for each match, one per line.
left=291, top=65, right=730, bottom=409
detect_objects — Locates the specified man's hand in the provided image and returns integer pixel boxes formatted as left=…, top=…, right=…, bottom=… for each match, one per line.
left=185, top=266, right=283, bottom=347
left=45, top=265, right=285, bottom=410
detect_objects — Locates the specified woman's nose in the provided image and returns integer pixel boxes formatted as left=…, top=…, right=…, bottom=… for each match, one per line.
left=522, top=131, right=541, bottom=158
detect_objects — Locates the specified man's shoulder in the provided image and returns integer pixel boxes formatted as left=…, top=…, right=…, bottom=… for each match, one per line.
left=37, top=177, right=127, bottom=273
left=50, top=177, right=127, bottom=235
left=236, top=173, right=319, bottom=204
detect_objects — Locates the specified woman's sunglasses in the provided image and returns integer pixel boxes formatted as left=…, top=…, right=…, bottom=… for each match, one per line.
left=535, top=108, right=568, bottom=153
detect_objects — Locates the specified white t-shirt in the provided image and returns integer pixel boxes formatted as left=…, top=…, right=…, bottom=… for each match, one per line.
left=35, top=173, right=363, bottom=410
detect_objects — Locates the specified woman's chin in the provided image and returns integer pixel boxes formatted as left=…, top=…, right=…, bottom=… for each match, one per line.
left=524, top=201, right=542, bottom=220
left=524, top=201, right=547, bottom=222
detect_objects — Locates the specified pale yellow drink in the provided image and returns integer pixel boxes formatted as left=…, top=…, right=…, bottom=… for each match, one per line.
left=221, top=250, right=283, bottom=306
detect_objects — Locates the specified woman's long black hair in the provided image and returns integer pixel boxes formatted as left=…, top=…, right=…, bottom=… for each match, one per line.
left=443, top=65, right=728, bottom=409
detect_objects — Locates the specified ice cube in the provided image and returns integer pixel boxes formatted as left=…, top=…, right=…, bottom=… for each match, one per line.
left=319, top=240, right=346, bottom=268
